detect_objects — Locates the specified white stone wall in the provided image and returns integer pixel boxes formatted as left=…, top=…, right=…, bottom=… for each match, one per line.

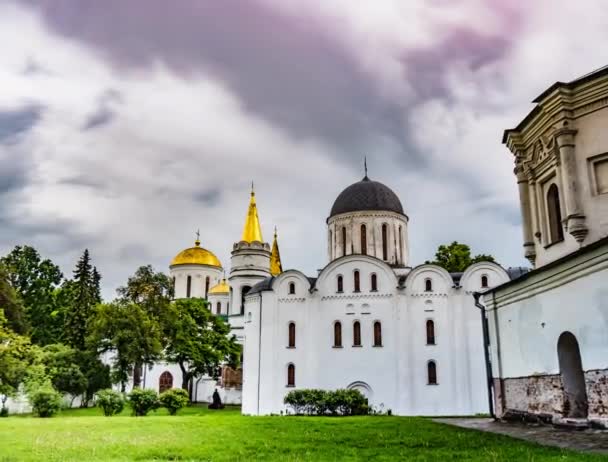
left=170, top=264, right=222, bottom=299
left=242, top=256, right=509, bottom=416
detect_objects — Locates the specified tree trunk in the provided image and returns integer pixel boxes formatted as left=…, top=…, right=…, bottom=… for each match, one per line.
left=179, top=362, right=193, bottom=401
left=133, top=362, right=142, bottom=388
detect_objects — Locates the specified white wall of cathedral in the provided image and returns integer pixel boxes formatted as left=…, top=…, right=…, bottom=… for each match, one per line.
left=242, top=256, right=509, bottom=416
left=208, top=293, right=230, bottom=316
left=327, top=211, right=409, bottom=267
left=170, top=264, right=223, bottom=299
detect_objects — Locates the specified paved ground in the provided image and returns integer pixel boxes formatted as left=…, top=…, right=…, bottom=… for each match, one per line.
left=434, top=418, right=608, bottom=455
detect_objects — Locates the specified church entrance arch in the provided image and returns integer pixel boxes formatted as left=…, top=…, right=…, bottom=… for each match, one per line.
left=159, top=371, right=173, bottom=394
left=347, top=381, right=373, bottom=401
left=557, top=332, right=588, bottom=418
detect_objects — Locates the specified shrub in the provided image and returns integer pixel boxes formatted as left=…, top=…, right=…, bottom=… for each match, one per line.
left=96, top=389, right=125, bottom=416
left=159, top=388, right=190, bottom=416
left=29, top=386, right=62, bottom=418
left=127, top=388, right=159, bottom=416
left=0, top=407, right=8, bottom=418
left=284, top=389, right=369, bottom=416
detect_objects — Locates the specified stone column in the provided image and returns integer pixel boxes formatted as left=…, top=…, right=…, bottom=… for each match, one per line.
left=555, top=127, right=588, bottom=243
left=515, top=165, right=536, bottom=265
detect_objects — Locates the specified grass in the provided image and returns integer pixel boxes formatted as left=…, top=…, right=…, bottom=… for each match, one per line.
left=0, top=405, right=605, bottom=461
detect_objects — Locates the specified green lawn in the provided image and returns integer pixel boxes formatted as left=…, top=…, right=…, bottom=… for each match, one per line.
left=0, top=406, right=604, bottom=461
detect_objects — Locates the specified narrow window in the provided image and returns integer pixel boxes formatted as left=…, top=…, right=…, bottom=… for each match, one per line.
left=481, top=275, right=488, bottom=288
left=425, top=278, right=432, bottom=292
left=186, top=275, right=192, bottom=298
left=334, top=322, right=342, bottom=347
left=205, top=276, right=210, bottom=298
left=426, top=320, right=436, bottom=345
left=337, top=275, right=343, bottom=293
left=382, top=224, right=388, bottom=261
left=360, top=224, right=367, bottom=255
left=373, top=321, right=382, bottom=347
left=172, top=277, right=176, bottom=294
left=287, top=364, right=295, bottom=387
left=216, top=302, right=221, bottom=315
left=353, top=321, right=361, bottom=346
left=371, top=274, right=378, bottom=291
left=289, top=282, right=296, bottom=295
left=428, top=361, right=437, bottom=385
left=241, top=286, right=251, bottom=315
left=288, top=322, right=296, bottom=348
left=342, top=226, right=347, bottom=257
left=329, top=230, right=333, bottom=259
left=159, top=371, right=173, bottom=393
left=547, top=184, right=564, bottom=243
left=399, top=225, right=403, bottom=263
left=354, top=271, right=360, bottom=292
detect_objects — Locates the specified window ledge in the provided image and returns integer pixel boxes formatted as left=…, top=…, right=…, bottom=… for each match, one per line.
left=352, top=345, right=363, bottom=348
left=353, top=290, right=361, bottom=293
left=370, top=289, right=378, bottom=293
left=286, top=385, right=295, bottom=388
left=332, top=346, right=343, bottom=349
left=286, top=346, right=295, bottom=349
left=426, top=343, right=436, bottom=346
left=427, top=383, right=439, bottom=386
left=372, top=344, right=383, bottom=348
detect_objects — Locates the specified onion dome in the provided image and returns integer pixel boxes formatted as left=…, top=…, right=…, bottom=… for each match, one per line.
left=208, top=278, right=229, bottom=295
left=170, top=238, right=222, bottom=268
left=329, top=175, right=404, bottom=218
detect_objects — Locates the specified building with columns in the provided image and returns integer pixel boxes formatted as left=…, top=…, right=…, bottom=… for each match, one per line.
left=241, top=174, right=516, bottom=416
left=482, top=66, right=608, bottom=427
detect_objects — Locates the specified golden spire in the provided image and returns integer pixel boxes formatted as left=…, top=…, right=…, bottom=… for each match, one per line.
left=241, top=183, right=264, bottom=243
left=270, top=226, right=283, bottom=276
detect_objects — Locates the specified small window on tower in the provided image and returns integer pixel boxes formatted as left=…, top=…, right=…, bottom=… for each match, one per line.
left=288, top=322, right=296, bottom=348
left=186, top=276, right=192, bottom=298
left=371, top=274, right=378, bottom=292
left=289, top=282, right=296, bottom=295
left=353, top=321, right=362, bottom=347
left=427, top=361, right=438, bottom=385
left=287, top=364, right=295, bottom=387
left=337, top=275, right=344, bottom=293
left=334, top=322, right=342, bottom=347
left=425, top=278, right=433, bottom=292
left=481, top=275, right=488, bottom=288
left=354, top=271, right=360, bottom=292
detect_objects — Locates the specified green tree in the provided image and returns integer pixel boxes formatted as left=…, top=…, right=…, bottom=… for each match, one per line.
left=0, top=315, right=39, bottom=411
left=88, top=302, right=162, bottom=392
left=116, top=265, right=173, bottom=387
left=1, top=246, right=63, bottom=344
left=41, top=344, right=87, bottom=406
left=0, top=264, right=28, bottom=335
left=164, top=298, right=241, bottom=399
left=64, top=250, right=100, bottom=350
left=76, top=351, right=111, bottom=408
left=425, top=241, right=496, bottom=273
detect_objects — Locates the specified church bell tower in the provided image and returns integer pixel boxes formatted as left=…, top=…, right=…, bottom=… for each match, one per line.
left=229, top=185, right=271, bottom=316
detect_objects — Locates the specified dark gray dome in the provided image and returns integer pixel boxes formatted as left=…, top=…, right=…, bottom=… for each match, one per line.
left=329, top=176, right=404, bottom=218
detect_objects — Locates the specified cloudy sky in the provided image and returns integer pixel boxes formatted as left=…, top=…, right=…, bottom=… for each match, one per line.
left=1, top=0, right=607, bottom=299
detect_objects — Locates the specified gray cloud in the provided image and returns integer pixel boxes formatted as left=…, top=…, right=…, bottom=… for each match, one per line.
left=0, top=104, right=43, bottom=143
left=82, top=89, right=122, bottom=131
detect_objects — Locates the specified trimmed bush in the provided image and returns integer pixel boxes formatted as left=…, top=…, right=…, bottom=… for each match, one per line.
left=159, top=388, right=190, bottom=416
left=284, top=389, right=369, bottom=416
left=127, top=388, right=159, bottom=416
left=96, top=389, right=125, bottom=416
left=29, top=386, right=62, bottom=418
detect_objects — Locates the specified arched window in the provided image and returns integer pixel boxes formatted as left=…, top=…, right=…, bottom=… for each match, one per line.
left=186, top=276, right=192, bottom=298
left=342, top=226, right=347, bottom=257
left=289, top=282, right=296, bottom=295
left=337, top=275, right=343, bottom=293
left=481, top=275, right=488, bottom=288
left=288, top=322, right=296, bottom=348
left=425, top=278, right=433, bottom=292
left=205, top=276, right=210, bottom=298
left=382, top=224, right=388, bottom=261
left=354, top=271, right=360, bottom=292
left=370, top=274, right=378, bottom=292
left=373, top=321, right=382, bottom=347
left=159, top=371, right=173, bottom=393
left=360, top=224, right=367, bottom=255
left=216, top=302, right=221, bottom=315
left=241, top=286, right=251, bottom=315
left=287, top=364, right=295, bottom=387
left=334, top=322, right=342, bottom=347
left=399, top=225, right=403, bottom=263
left=426, top=320, right=436, bottom=345
left=427, top=361, right=437, bottom=385
left=353, top=321, right=361, bottom=346
left=547, top=184, right=564, bottom=243
left=329, top=230, right=333, bottom=259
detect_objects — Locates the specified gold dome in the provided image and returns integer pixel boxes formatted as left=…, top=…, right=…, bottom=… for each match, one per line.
left=171, top=239, right=222, bottom=268
left=209, top=278, right=230, bottom=295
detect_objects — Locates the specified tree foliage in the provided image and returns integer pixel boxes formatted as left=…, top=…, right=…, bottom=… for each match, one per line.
left=1, top=246, right=63, bottom=344
left=164, top=298, right=241, bottom=398
left=0, top=264, right=28, bottom=335
left=0, top=320, right=39, bottom=407
left=425, top=241, right=496, bottom=273
left=40, top=344, right=87, bottom=402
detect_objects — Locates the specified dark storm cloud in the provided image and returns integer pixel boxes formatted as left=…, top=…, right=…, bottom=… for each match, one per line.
left=17, top=1, right=502, bottom=170
left=0, top=104, right=43, bottom=143
left=193, top=188, right=222, bottom=206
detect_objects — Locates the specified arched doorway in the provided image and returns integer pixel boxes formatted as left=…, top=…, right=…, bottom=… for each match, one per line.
left=557, top=332, right=588, bottom=418
left=347, top=381, right=373, bottom=401
left=159, top=371, right=173, bottom=394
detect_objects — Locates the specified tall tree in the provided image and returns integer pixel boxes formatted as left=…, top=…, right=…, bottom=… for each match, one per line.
left=41, top=344, right=87, bottom=406
left=425, top=241, right=496, bottom=273
left=1, top=246, right=63, bottom=344
left=64, top=250, right=100, bottom=350
left=164, top=298, right=241, bottom=399
left=0, top=264, right=28, bottom=335
left=116, top=265, right=173, bottom=386
left=88, top=301, right=162, bottom=392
